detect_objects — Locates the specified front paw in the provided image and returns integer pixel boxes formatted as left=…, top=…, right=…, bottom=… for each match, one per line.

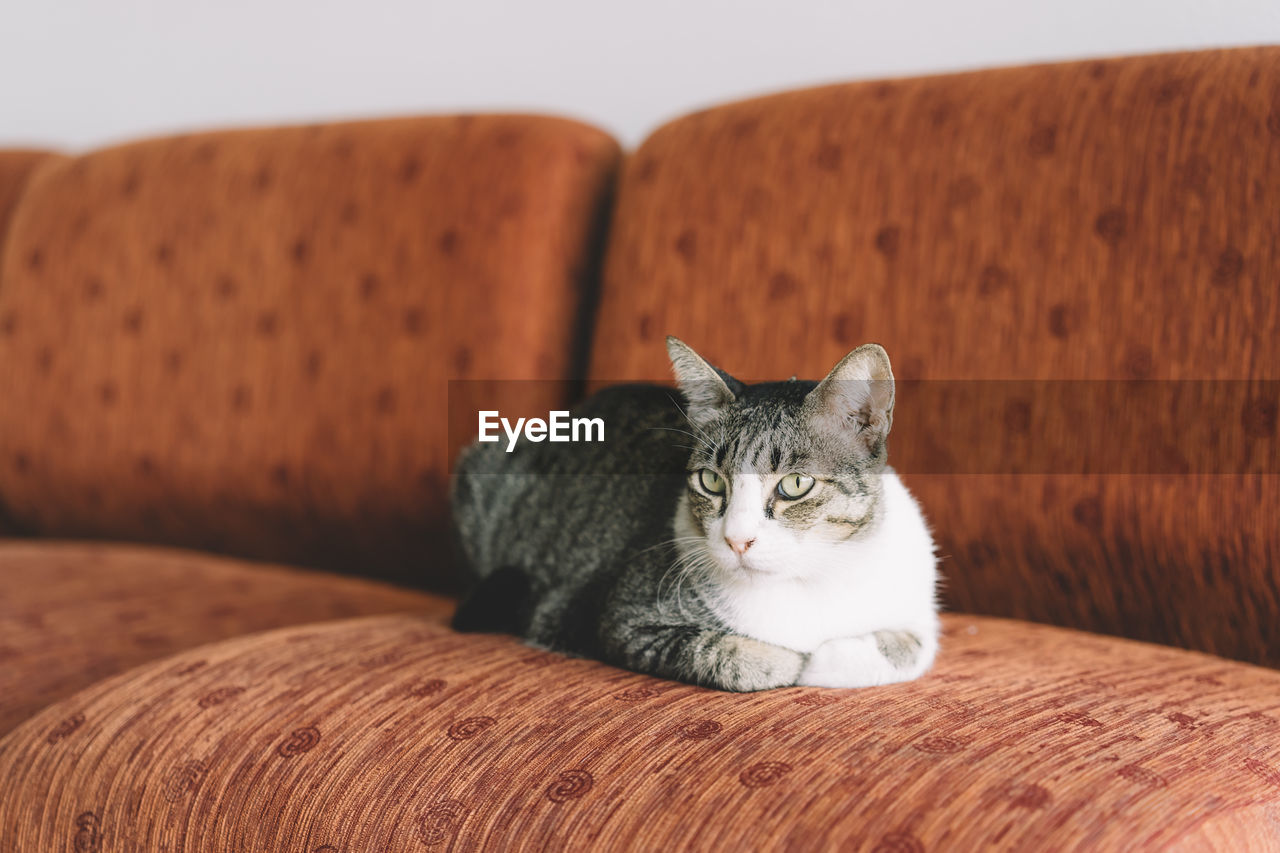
left=715, top=635, right=807, bottom=692
left=797, top=635, right=890, bottom=688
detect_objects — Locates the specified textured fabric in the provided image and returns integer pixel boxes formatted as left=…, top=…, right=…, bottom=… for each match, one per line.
left=0, top=541, right=450, bottom=735
left=0, top=150, right=64, bottom=536
left=3, top=612, right=1280, bottom=850
left=0, top=117, right=619, bottom=587
left=590, top=48, right=1280, bottom=666
left=0, top=151, right=58, bottom=256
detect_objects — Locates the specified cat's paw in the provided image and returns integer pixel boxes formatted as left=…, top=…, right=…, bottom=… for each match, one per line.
left=713, top=635, right=807, bottom=692
left=796, top=630, right=930, bottom=688
left=796, top=635, right=891, bottom=688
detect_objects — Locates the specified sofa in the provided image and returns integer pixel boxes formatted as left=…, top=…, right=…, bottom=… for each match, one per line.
left=1, top=47, right=1277, bottom=850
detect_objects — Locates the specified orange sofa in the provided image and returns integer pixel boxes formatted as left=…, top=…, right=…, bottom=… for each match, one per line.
left=1, top=48, right=1278, bottom=850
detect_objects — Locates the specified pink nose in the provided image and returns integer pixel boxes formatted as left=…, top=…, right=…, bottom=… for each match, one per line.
left=726, top=536, right=756, bottom=556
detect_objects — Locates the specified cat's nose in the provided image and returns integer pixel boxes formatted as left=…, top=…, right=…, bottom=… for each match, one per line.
left=726, top=536, right=756, bottom=556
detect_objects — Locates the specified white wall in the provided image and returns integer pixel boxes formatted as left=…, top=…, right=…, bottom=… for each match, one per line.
left=3, top=0, right=1278, bottom=151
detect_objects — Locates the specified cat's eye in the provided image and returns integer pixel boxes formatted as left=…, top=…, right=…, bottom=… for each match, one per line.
left=777, top=473, right=815, bottom=499
left=698, top=468, right=726, bottom=495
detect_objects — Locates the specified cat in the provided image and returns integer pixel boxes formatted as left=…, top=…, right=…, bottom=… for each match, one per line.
left=450, top=337, right=939, bottom=691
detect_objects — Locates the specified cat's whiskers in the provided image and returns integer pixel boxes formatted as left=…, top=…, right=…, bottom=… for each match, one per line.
left=669, top=559, right=701, bottom=618
left=635, top=535, right=705, bottom=559
left=649, top=426, right=715, bottom=456
left=661, top=547, right=720, bottom=619
left=657, top=545, right=711, bottom=615
left=664, top=394, right=719, bottom=450
left=656, top=548, right=700, bottom=607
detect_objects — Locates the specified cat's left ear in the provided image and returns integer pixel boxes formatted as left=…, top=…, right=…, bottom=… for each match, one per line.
left=804, top=344, right=895, bottom=456
left=666, top=337, right=741, bottom=427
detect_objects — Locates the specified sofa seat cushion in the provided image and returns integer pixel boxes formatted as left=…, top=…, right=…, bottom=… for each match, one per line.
left=0, top=541, right=449, bottom=735
left=2, top=612, right=1278, bottom=850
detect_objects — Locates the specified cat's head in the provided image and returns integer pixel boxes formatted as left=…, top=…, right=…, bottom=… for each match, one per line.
left=667, top=336, right=895, bottom=581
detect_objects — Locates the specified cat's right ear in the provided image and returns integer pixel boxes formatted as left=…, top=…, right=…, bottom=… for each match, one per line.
left=666, top=337, right=737, bottom=426
left=804, top=343, right=895, bottom=458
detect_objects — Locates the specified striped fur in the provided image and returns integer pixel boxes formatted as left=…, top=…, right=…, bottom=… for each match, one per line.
left=451, top=339, right=939, bottom=691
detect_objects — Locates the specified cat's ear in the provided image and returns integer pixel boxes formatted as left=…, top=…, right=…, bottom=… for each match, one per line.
left=804, top=344, right=895, bottom=456
left=666, top=337, right=738, bottom=426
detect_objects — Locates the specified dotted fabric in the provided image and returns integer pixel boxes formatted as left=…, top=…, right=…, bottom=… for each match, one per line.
left=1, top=51, right=1278, bottom=850
left=0, top=541, right=450, bottom=735
left=0, top=150, right=64, bottom=534
left=589, top=48, right=1280, bottom=666
left=0, top=151, right=58, bottom=258
left=1, top=612, right=1278, bottom=849
left=0, top=117, right=619, bottom=587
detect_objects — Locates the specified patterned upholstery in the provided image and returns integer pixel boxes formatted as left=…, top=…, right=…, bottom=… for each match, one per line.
left=0, top=151, right=58, bottom=256
left=1, top=50, right=1277, bottom=849
left=589, top=48, right=1280, bottom=667
left=2, top=612, right=1279, bottom=849
left=0, top=149, right=64, bottom=536
left=0, top=542, right=449, bottom=735
left=0, top=118, right=619, bottom=587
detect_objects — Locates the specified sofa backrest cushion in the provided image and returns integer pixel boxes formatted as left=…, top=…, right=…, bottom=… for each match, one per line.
left=0, top=152, right=60, bottom=256
left=0, top=150, right=66, bottom=536
left=589, top=48, right=1280, bottom=665
left=0, top=116, right=619, bottom=588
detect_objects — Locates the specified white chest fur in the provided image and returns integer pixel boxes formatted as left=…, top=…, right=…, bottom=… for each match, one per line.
left=706, top=471, right=938, bottom=653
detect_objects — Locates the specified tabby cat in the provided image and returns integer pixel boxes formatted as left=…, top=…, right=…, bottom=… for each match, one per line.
left=450, top=337, right=939, bottom=691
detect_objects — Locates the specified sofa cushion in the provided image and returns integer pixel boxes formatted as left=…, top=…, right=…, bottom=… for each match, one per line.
left=0, top=151, right=60, bottom=252
left=0, top=117, right=619, bottom=587
left=2, top=612, right=1278, bottom=849
left=588, top=48, right=1280, bottom=666
left=0, top=150, right=64, bottom=535
left=0, top=541, right=449, bottom=735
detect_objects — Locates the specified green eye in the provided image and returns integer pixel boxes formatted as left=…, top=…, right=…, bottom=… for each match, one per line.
left=698, top=468, right=726, bottom=495
left=777, top=473, right=815, bottom=499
